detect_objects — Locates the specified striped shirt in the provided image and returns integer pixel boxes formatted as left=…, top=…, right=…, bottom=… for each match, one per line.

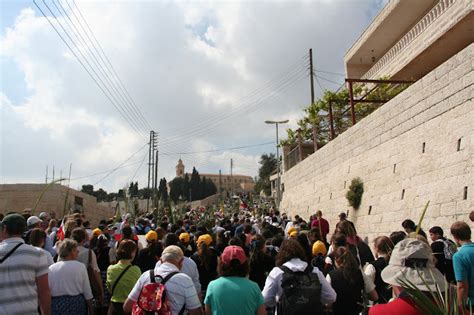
left=0, top=237, right=50, bottom=315
left=128, top=262, right=201, bottom=315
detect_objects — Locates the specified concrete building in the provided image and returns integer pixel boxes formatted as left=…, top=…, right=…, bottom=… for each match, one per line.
left=0, top=184, right=114, bottom=225
left=175, top=159, right=255, bottom=193
left=280, top=0, right=473, bottom=241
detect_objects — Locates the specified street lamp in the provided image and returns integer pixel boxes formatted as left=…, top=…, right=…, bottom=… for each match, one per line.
left=265, top=119, right=289, bottom=208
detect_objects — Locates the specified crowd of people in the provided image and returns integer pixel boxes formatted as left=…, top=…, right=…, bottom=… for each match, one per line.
left=0, top=206, right=473, bottom=315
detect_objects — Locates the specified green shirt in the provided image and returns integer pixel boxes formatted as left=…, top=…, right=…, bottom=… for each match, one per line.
left=106, top=261, right=142, bottom=303
left=204, top=276, right=264, bottom=315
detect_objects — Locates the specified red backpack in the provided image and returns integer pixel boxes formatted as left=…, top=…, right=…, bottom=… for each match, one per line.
left=132, top=270, right=183, bottom=315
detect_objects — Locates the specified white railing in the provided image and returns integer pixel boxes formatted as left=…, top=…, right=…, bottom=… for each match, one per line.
left=362, top=0, right=456, bottom=79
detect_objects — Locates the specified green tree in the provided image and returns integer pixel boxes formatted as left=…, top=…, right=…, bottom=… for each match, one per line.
left=255, top=153, right=277, bottom=196
left=81, top=184, right=94, bottom=196
left=169, top=177, right=186, bottom=203
left=158, top=178, right=168, bottom=202
left=189, top=167, right=201, bottom=201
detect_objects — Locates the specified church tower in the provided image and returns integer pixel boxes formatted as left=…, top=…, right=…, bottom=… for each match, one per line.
left=176, top=158, right=185, bottom=177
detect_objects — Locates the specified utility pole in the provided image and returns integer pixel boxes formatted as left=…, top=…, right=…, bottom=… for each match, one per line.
left=45, top=165, right=48, bottom=183
left=219, top=169, right=222, bottom=200
left=147, top=131, right=152, bottom=212
left=309, top=48, right=315, bottom=105
left=147, top=130, right=157, bottom=212
left=230, top=159, right=233, bottom=197
left=309, top=48, right=318, bottom=151
left=265, top=120, right=289, bottom=208
left=154, top=148, right=158, bottom=207
left=52, top=166, right=55, bottom=182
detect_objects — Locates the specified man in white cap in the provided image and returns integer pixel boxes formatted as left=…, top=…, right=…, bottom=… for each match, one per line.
left=124, top=245, right=203, bottom=315
left=369, top=238, right=446, bottom=314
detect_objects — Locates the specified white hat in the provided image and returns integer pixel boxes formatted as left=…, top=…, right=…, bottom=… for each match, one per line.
left=381, top=238, right=446, bottom=291
left=27, top=216, right=42, bottom=226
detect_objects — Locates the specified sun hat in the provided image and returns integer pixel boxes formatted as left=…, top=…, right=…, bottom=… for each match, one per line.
left=312, top=240, right=327, bottom=256
left=2, top=213, right=27, bottom=231
left=92, top=228, right=102, bottom=237
left=287, top=227, right=297, bottom=235
left=381, top=238, right=446, bottom=291
left=146, top=230, right=158, bottom=242
left=197, top=234, right=212, bottom=246
left=221, top=245, right=247, bottom=265
left=27, top=216, right=42, bottom=226
left=179, top=232, right=190, bottom=243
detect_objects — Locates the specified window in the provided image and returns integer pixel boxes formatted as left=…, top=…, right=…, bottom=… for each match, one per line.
left=330, top=192, right=332, bottom=200
left=393, top=164, right=397, bottom=173
left=368, top=206, right=372, bottom=215
left=464, top=186, right=468, bottom=200
left=422, top=142, right=426, bottom=153
left=74, top=196, right=83, bottom=206
left=401, top=189, right=405, bottom=200
left=457, top=138, right=462, bottom=151
left=343, top=181, right=346, bottom=189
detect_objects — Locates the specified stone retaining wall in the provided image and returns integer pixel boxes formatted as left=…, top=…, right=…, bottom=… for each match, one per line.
left=280, top=43, right=473, bottom=242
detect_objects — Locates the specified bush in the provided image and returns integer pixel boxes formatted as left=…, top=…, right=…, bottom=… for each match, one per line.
left=346, top=177, right=364, bottom=210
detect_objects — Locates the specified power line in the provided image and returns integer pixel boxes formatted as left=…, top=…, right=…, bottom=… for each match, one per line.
left=130, top=151, right=148, bottom=182
left=69, top=160, right=143, bottom=181
left=68, top=0, right=152, bottom=131
left=159, top=57, right=309, bottom=147
left=53, top=0, right=149, bottom=134
left=161, top=141, right=274, bottom=156
left=159, top=67, right=307, bottom=151
left=93, top=142, right=149, bottom=185
left=33, top=0, right=149, bottom=138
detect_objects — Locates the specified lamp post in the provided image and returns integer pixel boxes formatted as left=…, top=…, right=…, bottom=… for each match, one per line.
left=265, top=119, right=289, bottom=208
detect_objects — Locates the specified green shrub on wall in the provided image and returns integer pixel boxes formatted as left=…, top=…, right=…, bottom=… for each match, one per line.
left=346, top=177, right=364, bottom=209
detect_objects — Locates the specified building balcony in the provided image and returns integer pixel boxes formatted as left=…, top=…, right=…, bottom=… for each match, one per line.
left=345, top=0, right=473, bottom=81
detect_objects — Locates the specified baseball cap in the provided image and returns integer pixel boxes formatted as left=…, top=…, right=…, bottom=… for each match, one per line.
left=2, top=213, right=27, bottom=233
left=179, top=232, right=190, bottom=243
left=92, top=228, right=102, bottom=237
left=287, top=227, right=297, bottom=235
left=27, top=216, right=42, bottom=226
left=221, top=245, right=247, bottom=265
left=146, top=230, right=158, bottom=242
left=197, top=234, right=212, bottom=246
left=312, top=240, right=327, bottom=256
left=161, top=245, right=184, bottom=262
left=289, top=231, right=298, bottom=238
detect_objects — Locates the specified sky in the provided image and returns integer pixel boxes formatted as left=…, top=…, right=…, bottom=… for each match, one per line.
left=0, top=0, right=387, bottom=193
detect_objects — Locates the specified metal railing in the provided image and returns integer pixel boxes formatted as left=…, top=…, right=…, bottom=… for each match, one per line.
left=363, top=0, right=456, bottom=79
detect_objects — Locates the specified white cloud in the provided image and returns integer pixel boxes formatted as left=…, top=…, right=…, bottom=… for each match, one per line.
left=0, top=0, right=385, bottom=191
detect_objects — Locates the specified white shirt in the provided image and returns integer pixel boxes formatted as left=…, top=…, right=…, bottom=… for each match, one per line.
left=262, top=258, right=337, bottom=308
left=155, top=257, right=201, bottom=294
left=58, top=245, right=100, bottom=272
left=0, top=238, right=50, bottom=315
left=48, top=260, right=93, bottom=300
left=128, top=262, right=201, bottom=315
left=40, top=248, right=54, bottom=266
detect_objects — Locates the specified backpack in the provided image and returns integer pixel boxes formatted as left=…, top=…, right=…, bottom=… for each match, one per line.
left=277, top=264, right=323, bottom=315
left=435, top=238, right=457, bottom=260
left=132, top=270, right=185, bottom=315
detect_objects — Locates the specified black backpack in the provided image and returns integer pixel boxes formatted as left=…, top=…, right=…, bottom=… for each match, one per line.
left=277, top=264, right=323, bottom=315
